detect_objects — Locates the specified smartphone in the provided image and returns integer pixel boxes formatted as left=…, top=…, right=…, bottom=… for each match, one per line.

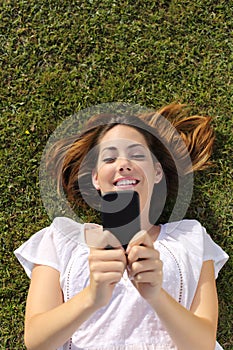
left=101, top=190, right=141, bottom=250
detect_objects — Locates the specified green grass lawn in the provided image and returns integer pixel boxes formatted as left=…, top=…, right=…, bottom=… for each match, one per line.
left=1, top=1, right=232, bottom=349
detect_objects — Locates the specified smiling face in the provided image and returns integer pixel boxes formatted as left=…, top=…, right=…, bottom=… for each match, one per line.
left=92, top=125, right=163, bottom=227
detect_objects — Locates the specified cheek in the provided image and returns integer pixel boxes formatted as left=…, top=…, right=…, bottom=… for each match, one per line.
left=139, top=162, right=155, bottom=183
left=96, top=164, right=114, bottom=183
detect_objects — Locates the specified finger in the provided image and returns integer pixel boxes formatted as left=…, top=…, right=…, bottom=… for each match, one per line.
left=85, top=228, right=122, bottom=249
left=127, top=245, right=160, bottom=264
left=89, top=248, right=127, bottom=268
left=131, top=270, right=163, bottom=285
left=90, top=260, right=126, bottom=274
left=126, top=230, right=153, bottom=253
left=128, top=258, right=163, bottom=278
left=92, top=271, right=123, bottom=285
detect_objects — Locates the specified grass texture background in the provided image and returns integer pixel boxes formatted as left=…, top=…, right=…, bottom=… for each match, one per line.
left=0, top=1, right=232, bottom=349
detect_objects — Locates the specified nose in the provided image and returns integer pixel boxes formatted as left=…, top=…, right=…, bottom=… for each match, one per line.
left=117, top=157, right=132, bottom=172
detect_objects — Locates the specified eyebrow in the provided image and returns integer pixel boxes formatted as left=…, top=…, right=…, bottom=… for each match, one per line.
left=100, top=143, right=146, bottom=153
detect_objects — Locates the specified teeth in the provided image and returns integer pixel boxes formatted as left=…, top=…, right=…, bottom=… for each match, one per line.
left=116, top=179, right=137, bottom=186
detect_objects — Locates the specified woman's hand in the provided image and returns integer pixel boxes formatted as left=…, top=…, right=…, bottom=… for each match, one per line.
left=126, top=230, right=163, bottom=303
left=87, top=229, right=127, bottom=308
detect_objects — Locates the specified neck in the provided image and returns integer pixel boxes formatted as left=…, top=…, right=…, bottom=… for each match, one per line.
left=141, top=216, right=161, bottom=242
left=148, top=224, right=161, bottom=242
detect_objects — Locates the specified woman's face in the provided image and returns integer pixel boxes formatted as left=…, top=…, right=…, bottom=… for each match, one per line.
left=92, top=125, right=163, bottom=219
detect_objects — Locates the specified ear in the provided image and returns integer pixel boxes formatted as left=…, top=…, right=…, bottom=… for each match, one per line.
left=154, top=162, right=163, bottom=184
left=91, top=169, right=100, bottom=190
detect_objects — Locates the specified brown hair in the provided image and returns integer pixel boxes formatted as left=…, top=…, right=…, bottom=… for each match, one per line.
left=46, top=103, right=214, bottom=216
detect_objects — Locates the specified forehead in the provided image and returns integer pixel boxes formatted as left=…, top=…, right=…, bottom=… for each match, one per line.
left=99, top=125, right=148, bottom=147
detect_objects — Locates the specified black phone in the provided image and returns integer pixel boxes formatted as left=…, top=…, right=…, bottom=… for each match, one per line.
left=101, top=190, right=141, bottom=250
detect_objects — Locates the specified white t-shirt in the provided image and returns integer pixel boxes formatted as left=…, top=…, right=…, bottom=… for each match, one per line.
left=14, top=217, right=228, bottom=350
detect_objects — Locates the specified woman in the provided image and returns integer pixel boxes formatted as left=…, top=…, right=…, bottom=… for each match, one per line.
left=15, top=103, right=228, bottom=350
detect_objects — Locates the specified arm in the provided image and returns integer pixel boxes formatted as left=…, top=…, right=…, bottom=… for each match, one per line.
left=24, top=265, right=98, bottom=350
left=151, top=261, right=218, bottom=350
left=127, top=231, right=218, bottom=350
left=24, top=246, right=126, bottom=350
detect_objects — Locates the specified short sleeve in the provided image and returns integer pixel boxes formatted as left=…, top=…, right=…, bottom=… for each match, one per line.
left=202, top=227, right=229, bottom=279
left=14, top=217, right=87, bottom=279
left=14, top=225, right=60, bottom=278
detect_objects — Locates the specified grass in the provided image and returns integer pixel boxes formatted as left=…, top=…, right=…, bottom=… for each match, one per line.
left=1, top=0, right=232, bottom=348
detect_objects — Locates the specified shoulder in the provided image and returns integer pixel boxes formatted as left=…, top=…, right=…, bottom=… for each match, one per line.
left=41, top=217, right=91, bottom=266
left=34, top=216, right=87, bottom=255
left=160, top=219, right=228, bottom=278
left=161, top=219, right=204, bottom=251
left=14, top=217, right=88, bottom=278
left=163, top=219, right=203, bottom=234
left=51, top=216, right=86, bottom=246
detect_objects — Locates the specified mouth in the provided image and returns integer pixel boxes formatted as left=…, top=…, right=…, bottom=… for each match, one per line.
left=113, top=178, right=140, bottom=188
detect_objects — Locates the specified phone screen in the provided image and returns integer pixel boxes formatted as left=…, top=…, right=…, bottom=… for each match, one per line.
left=101, top=190, right=141, bottom=249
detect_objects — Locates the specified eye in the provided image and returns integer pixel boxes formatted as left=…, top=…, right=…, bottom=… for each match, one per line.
left=103, top=157, right=116, bottom=163
left=130, top=154, right=146, bottom=160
